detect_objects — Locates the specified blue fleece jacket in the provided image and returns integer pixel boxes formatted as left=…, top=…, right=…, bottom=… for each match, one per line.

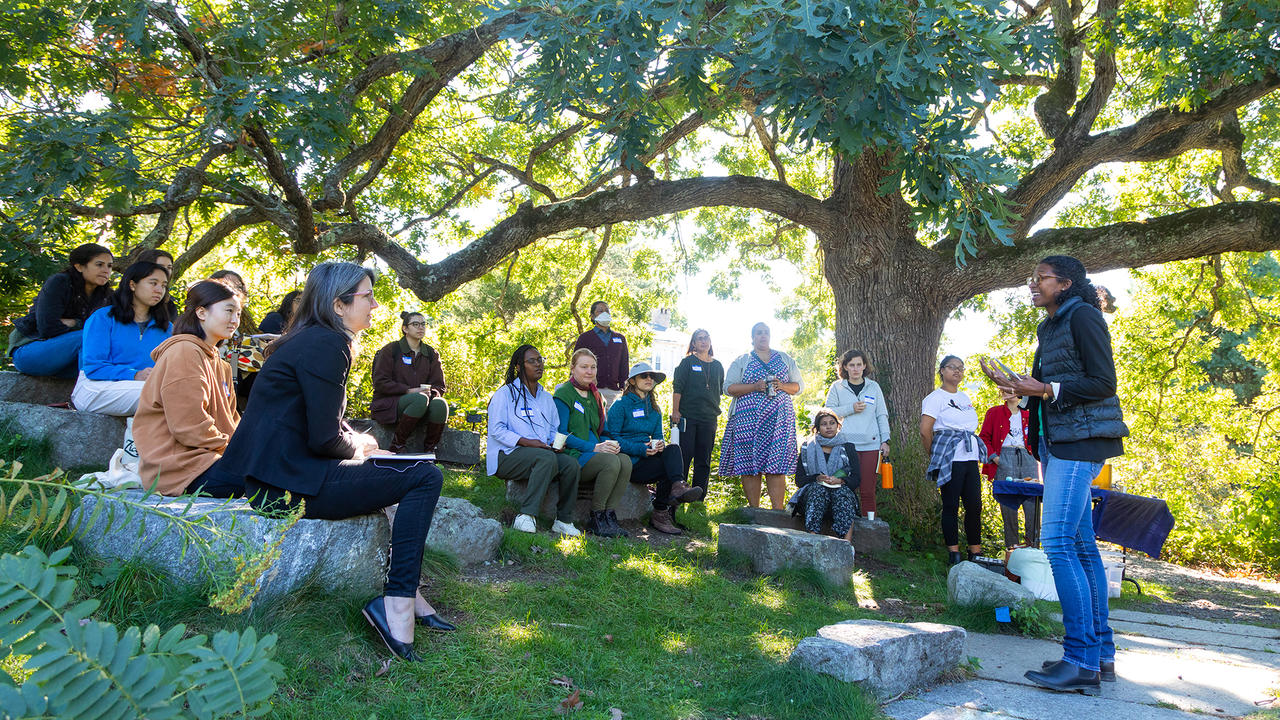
left=605, top=391, right=665, bottom=462
left=79, top=306, right=171, bottom=380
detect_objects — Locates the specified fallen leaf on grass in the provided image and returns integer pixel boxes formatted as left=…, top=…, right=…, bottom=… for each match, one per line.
left=608, top=708, right=624, bottom=719
left=551, top=676, right=575, bottom=689
left=555, top=689, right=584, bottom=714
left=374, top=658, right=392, bottom=677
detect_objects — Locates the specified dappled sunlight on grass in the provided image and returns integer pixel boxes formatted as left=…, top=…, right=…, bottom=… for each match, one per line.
left=495, top=619, right=545, bottom=644
left=747, top=578, right=788, bottom=611
left=555, top=534, right=586, bottom=556
left=660, top=631, right=688, bottom=654
left=753, top=629, right=798, bottom=661
left=618, top=555, right=699, bottom=588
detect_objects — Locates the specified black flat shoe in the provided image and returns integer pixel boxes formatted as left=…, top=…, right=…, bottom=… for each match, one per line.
left=1043, top=658, right=1115, bottom=682
left=1025, top=660, right=1100, bottom=695
left=416, top=613, right=456, bottom=632
left=362, top=596, right=421, bottom=662
left=948, top=551, right=964, bottom=566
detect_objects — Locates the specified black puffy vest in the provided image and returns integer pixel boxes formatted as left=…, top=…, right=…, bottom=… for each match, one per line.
left=1036, top=297, right=1130, bottom=444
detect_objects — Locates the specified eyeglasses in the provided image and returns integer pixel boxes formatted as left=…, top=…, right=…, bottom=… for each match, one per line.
left=1026, top=273, right=1062, bottom=286
left=344, top=290, right=375, bottom=300
left=943, top=364, right=965, bottom=372
left=523, top=357, right=545, bottom=365
left=405, top=322, right=426, bottom=328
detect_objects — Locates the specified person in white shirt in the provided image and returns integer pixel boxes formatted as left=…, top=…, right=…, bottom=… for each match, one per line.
left=920, top=355, right=982, bottom=565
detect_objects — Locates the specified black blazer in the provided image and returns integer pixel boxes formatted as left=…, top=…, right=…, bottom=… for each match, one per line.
left=219, top=325, right=359, bottom=495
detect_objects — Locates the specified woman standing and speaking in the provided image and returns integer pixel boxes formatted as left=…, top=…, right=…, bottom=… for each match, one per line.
left=981, top=255, right=1128, bottom=696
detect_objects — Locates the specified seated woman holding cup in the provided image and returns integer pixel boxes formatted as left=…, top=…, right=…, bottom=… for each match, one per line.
left=606, top=362, right=705, bottom=535
left=553, top=348, right=631, bottom=538
left=370, top=311, right=449, bottom=454
left=794, top=409, right=860, bottom=542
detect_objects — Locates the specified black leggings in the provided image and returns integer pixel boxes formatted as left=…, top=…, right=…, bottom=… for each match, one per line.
left=246, top=459, right=443, bottom=597
left=630, top=445, right=685, bottom=510
left=679, top=418, right=716, bottom=491
left=937, top=460, right=982, bottom=547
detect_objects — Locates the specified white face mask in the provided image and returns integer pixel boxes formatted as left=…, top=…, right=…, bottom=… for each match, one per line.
left=594, top=312, right=612, bottom=327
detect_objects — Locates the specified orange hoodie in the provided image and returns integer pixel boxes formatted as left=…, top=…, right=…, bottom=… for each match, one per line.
left=134, top=334, right=239, bottom=495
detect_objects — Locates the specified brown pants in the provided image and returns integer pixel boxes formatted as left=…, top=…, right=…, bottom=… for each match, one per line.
left=854, top=449, right=881, bottom=515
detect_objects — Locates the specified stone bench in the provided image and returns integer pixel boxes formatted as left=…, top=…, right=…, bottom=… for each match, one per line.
left=347, top=419, right=481, bottom=467
left=72, top=490, right=502, bottom=602
left=503, top=476, right=653, bottom=523
left=738, top=506, right=892, bottom=554
left=717, top=523, right=855, bottom=587
left=0, top=400, right=125, bottom=469
left=790, top=619, right=966, bottom=699
left=0, top=370, right=75, bottom=406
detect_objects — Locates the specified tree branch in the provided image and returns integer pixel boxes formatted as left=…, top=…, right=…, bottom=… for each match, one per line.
left=944, top=201, right=1280, bottom=300
left=172, top=208, right=267, bottom=279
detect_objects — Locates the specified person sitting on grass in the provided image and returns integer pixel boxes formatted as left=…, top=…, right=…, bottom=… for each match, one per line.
left=134, top=280, right=244, bottom=497
left=794, top=409, right=859, bottom=544
left=488, top=344, right=582, bottom=537
left=71, top=261, right=174, bottom=416
left=606, top=362, right=705, bottom=536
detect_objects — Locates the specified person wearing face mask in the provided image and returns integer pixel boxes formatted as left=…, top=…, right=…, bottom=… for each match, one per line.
left=133, top=280, right=244, bottom=497
left=572, top=300, right=629, bottom=406
left=72, top=261, right=175, bottom=416
left=9, top=243, right=115, bottom=379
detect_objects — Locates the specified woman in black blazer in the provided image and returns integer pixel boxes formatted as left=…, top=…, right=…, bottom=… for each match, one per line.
left=219, top=262, right=450, bottom=662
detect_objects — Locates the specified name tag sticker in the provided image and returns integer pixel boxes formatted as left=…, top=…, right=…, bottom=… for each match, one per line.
left=612, top=337, right=623, bottom=343
left=520, top=406, right=534, bottom=418
left=573, top=401, right=584, bottom=412
left=401, top=356, right=413, bottom=365
left=864, top=395, right=876, bottom=404
left=632, top=409, right=645, bottom=418
left=692, top=365, right=702, bottom=372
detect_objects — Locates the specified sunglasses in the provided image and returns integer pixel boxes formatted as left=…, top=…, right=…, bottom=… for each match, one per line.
left=637, top=373, right=658, bottom=380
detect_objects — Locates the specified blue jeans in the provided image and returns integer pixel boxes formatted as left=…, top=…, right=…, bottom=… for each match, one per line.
left=11, top=331, right=83, bottom=379
left=1039, top=438, right=1114, bottom=671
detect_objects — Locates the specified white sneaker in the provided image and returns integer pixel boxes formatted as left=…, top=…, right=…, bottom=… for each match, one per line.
left=551, top=520, right=581, bottom=537
left=513, top=514, right=536, bottom=533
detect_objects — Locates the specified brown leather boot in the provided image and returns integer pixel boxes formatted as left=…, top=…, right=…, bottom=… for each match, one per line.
left=667, top=481, right=705, bottom=505
left=389, top=413, right=420, bottom=453
left=421, top=421, right=446, bottom=453
left=649, top=507, right=683, bottom=535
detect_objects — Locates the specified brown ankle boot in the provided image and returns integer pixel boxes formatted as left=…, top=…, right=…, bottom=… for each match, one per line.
left=667, top=481, right=705, bottom=505
left=649, top=507, right=682, bottom=535
left=389, top=413, right=420, bottom=453
left=421, top=421, right=446, bottom=453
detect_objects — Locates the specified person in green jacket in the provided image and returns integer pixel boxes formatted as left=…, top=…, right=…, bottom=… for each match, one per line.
left=607, top=362, right=705, bottom=535
left=553, top=348, right=631, bottom=537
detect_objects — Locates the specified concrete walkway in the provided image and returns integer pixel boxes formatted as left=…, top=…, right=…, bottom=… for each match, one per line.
left=885, top=609, right=1280, bottom=720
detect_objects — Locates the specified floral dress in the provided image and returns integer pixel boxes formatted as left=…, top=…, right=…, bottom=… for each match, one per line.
left=720, top=351, right=798, bottom=475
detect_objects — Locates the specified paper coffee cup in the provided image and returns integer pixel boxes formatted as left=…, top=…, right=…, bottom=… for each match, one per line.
left=867, top=511, right=876, bottom=522
left=553, top=432, right=567, bottom=450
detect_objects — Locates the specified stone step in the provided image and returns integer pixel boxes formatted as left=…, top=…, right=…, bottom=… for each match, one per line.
left=717, top=523, right=855, bottom=587
left=504, top=477, right=652, bottom=522
left=347, top=418, right=481, bottom=467
left=0, top=400, right=126, bottom=469
left=790, top=619, right=966, bottom=700
left=737, top=505, right=892, bottom=553
left=72, top=490, right=503, bottom=603
left=0, top=370, right=75, bottom=406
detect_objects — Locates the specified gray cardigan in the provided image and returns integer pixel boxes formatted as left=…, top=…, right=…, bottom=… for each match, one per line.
left=824, top=378, right=891, bottom=451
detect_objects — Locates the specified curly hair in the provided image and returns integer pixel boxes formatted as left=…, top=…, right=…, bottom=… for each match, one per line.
left=1040, top=255, right=1101, bottom=310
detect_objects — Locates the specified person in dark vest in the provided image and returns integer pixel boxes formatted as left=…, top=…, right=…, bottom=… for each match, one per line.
left=370, top=311, right=449, bottom=453
left=981, top=255, right=1128, bottom=696
left=572, top=300, right=629, bottom=406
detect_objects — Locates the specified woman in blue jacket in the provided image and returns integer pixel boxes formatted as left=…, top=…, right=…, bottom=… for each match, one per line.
left=219, top=262, right=449, bottom=662
left=71, top=261, right=173, bottom=416
left=607, top=362, right=705, bottom=535
left=9, top=243, right=114, bottom=378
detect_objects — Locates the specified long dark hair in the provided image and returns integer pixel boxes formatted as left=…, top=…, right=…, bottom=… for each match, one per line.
left=63, top=243, right=114, bottom=318
left=276, top=290, right=301, bottom=324
left=505, top=344, right=537, bottom=386
left=136, top=248, right=174, bottom=267
left=107, top=261, right=173, bottom=330
left=172, top=280, right=237, bottom=340
left=1040, top=255, right=1101, bottom=310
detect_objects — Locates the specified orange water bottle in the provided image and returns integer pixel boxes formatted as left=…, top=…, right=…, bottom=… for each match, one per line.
left=880, top=462, right=894, bottom=489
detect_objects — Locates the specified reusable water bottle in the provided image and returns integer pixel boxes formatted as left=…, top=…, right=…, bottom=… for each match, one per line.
left=880, top=461, right=894, bottom=488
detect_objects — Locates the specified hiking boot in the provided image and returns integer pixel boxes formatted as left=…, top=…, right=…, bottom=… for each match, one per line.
left=667, top=481, right=705, bottom=505
left=586, top=510, right=609, bottom=536
left=649, top=507, right=682, bottom=535
left=605, top=510, right=630, bottom=537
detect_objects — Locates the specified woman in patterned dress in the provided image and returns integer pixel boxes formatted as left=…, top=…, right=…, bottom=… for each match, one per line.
left=720, top=322, right=803, bottom=509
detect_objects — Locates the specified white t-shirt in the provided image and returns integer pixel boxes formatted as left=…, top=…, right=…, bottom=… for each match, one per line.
left=1003, top=411, right=1024, bottom=448
left=921, top=389, right=980, bottom=462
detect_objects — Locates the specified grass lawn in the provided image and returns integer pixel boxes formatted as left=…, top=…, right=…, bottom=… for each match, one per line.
left=2, top=465, right=1063, bottom=720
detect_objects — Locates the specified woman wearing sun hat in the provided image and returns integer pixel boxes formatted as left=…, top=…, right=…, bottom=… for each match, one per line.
left=607, top=362, right=705, bottom=535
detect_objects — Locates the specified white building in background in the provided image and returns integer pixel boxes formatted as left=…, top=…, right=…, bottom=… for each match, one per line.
left=647, top=307, right=686, bottom=374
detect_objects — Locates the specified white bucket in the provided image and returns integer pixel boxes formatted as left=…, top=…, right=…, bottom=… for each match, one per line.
left=1008, top=547, right=1058, bottom=601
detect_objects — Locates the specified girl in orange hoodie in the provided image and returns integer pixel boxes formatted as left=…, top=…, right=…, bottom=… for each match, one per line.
left=134, top=280, right=244, bottom=496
